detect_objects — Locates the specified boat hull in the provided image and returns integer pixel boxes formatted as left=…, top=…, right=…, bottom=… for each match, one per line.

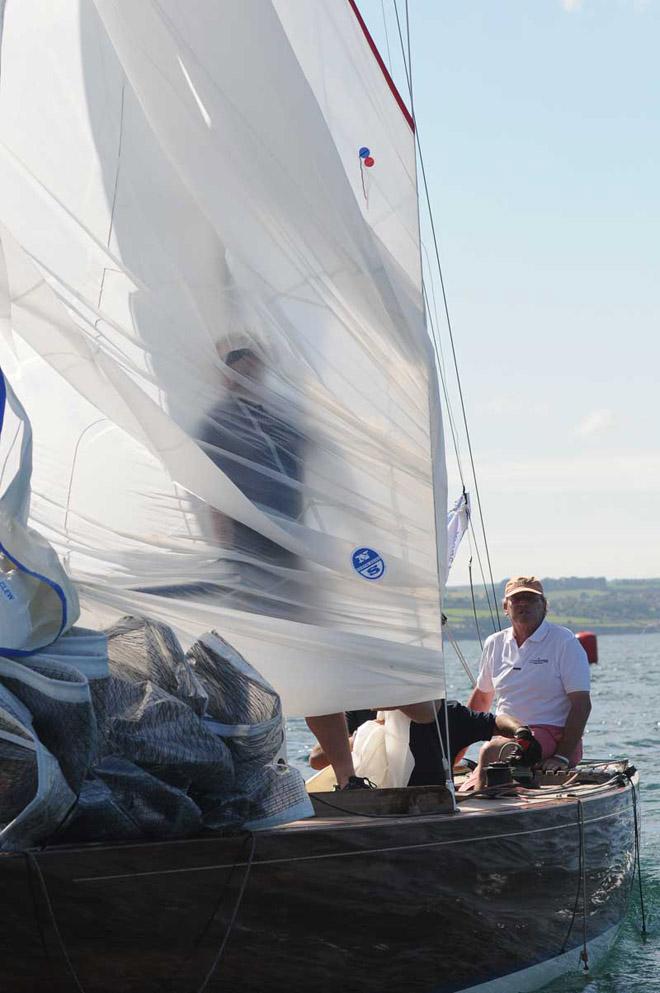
left=0, top=771, right=636, bottom=993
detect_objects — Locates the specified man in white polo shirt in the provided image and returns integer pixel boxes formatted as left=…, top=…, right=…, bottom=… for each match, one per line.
left=463, top=576, right=591, bottom=789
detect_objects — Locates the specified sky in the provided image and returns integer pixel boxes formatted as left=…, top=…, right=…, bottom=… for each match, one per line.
left=361, top=0, right=660, bottom=585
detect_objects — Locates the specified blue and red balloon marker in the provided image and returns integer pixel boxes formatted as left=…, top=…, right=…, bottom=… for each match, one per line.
left=359, top=146, right=375, bottom=200
left=359, top=146, right=375, bottom=170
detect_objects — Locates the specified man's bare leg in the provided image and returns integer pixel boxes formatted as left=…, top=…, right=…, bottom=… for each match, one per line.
left=306, top=713, right=355, bottom=788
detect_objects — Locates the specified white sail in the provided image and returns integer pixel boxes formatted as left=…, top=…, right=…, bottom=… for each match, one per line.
left=0, top=0, right=447, bottom=716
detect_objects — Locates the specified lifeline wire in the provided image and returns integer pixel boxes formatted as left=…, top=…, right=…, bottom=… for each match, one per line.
left=393, top=0, right=501, bottom=630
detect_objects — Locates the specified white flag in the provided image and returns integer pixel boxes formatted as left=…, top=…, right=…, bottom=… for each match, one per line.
left=446, top=491, right=470, bottom=580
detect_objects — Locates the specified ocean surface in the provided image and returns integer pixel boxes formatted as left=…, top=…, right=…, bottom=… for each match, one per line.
left=286, top=632, right=660, bottom=992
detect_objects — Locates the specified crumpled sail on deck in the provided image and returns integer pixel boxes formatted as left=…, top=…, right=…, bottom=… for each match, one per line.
left=0, top=0, right=447, bottom=716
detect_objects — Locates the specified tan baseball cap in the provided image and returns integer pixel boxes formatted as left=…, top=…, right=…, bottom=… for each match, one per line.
left=504, top=576, right=544, bottom=598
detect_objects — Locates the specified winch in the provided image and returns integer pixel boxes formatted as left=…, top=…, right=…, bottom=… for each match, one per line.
left=485, top=727, right=543, bottom=787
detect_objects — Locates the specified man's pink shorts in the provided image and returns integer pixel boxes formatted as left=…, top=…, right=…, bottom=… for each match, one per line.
left=530, top=724, right=583, bottom=765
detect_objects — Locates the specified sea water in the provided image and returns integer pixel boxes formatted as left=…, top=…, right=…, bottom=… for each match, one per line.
left=286, top=632, right=660, bottom=992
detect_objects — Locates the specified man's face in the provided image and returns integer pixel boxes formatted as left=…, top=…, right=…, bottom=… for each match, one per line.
left=230, top=353, right=262, bottom=383
left=224, top=352, right=264, bottom=394
left=505, top=591, right=546, bottom=628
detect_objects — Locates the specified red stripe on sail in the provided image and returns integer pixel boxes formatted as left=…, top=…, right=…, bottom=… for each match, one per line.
left=347, top=0, right=415, bottom=133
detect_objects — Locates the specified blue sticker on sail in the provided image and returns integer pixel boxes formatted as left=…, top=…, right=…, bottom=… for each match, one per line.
left=352, top=547, right=385, bottom=581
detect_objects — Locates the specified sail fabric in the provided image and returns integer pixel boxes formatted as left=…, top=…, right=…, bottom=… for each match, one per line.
left=0, top=369, right=79, bottom=655
left=0, top=0, right=447, bottom=716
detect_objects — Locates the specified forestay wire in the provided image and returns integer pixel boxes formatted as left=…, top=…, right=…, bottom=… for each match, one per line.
left=392, top=0, right=501, bottom=633
left=421, top=262, right=498, bottom=633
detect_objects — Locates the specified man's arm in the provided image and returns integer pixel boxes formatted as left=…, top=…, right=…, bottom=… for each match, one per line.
left=466, top=638, right=495, bottom=713
left=542, top=691, right=592, bottom=771
left=493, top=713, right=525, bottom=738
left=466, top=686, right=494, bottom=713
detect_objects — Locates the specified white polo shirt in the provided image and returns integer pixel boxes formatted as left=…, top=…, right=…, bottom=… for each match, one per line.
left=476, top=620, right=590, bottom=727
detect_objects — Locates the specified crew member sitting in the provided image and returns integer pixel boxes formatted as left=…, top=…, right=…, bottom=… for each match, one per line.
left=462, top=575, right=591, bottom=791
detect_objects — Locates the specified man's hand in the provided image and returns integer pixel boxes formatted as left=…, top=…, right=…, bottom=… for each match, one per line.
left=512, top=727, right=542, bottom=767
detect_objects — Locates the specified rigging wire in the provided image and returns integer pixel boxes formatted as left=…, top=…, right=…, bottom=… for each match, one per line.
left=468, top=554, right=483, bottom=648
left=380, top=0, right=393, bottom=73
left=422, top=280, right=462, bottom=480
left=393, top=0, right=501, bottom=631
left=443, top=622, right=476, bottom=687
left=467, top=518, right=498, bottom=630
left=415, top=94, right=497, bottom=636
left=421, top=242, right=452, bottom=392
left=424, top=262, right=499, bottom=631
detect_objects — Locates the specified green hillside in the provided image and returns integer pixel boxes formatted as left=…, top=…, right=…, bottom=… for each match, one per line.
left=443, top=577, right=660, bottom=639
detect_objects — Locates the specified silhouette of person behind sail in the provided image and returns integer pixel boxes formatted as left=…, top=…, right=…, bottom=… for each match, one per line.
left=197, top=345, right=305, bottom=617
left=199, top=346, right=371, bottom=790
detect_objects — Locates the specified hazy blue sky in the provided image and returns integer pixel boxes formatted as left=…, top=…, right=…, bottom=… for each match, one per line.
left=362, top=0, right=659, bottom=584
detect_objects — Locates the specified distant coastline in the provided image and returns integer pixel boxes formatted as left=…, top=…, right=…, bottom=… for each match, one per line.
left=443, top=577, right=660, bottom=640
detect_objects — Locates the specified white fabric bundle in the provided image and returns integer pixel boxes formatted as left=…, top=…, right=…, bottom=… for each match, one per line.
left=352, top=711, right=415, bottom=789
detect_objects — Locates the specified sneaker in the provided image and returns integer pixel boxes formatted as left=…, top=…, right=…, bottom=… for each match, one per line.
left=334, top=775, right=377, bottom=791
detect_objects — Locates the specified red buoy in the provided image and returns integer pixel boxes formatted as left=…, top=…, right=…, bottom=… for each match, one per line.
left=576, top=631, right=598, bottom=664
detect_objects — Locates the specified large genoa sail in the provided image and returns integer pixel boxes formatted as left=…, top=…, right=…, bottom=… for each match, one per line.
left=0, top=0, right=447, bottom=716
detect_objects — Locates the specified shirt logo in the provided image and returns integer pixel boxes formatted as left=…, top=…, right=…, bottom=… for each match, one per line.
left=352, top=547, right=386, bottom=581
left=528, top=657, right=549, bottom=664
